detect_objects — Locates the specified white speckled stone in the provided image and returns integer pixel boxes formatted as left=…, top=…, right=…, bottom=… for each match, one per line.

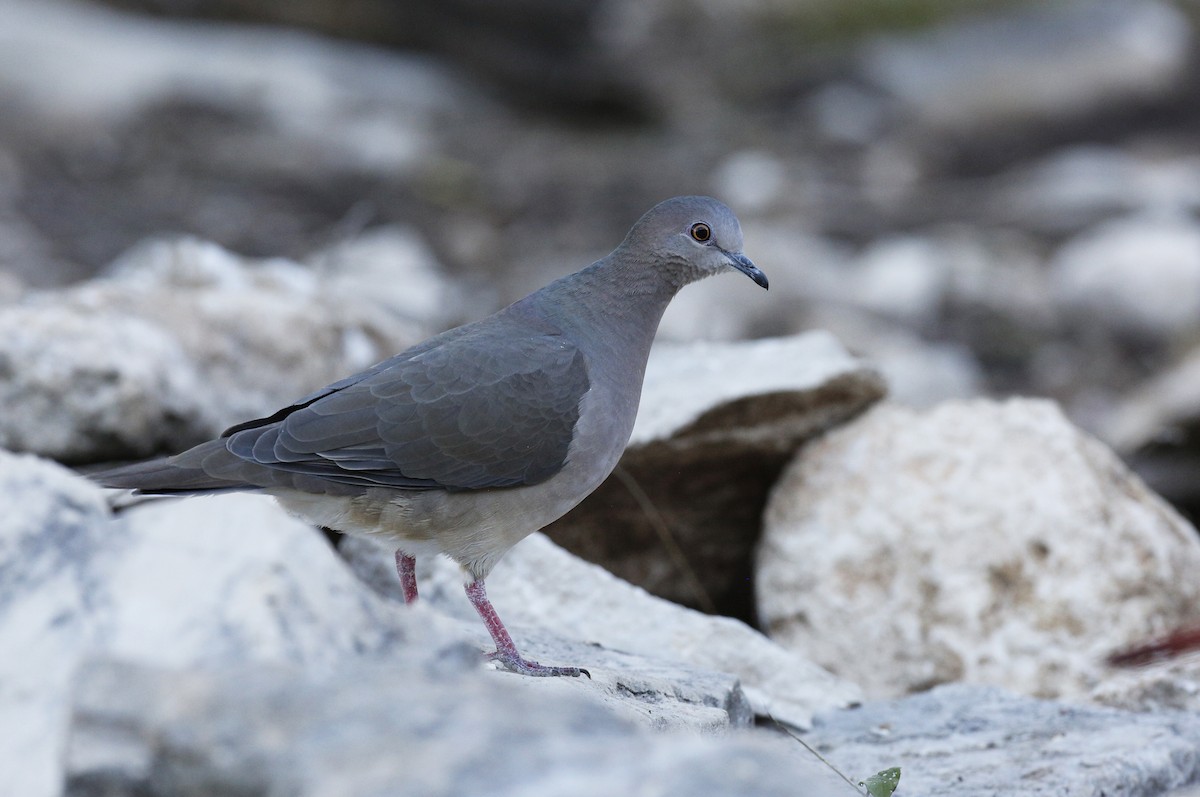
left=757, top=398, right=1200, bottom=699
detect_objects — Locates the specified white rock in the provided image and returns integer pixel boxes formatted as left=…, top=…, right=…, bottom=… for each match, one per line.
left=0, top=0, right=466, bottom=174
left=862, top=334, right=983, bottom=409
left=938, top=228, right=1050, bottom=324
left=65, top=659, right=853, bottom=797
left=632, top=331, right=880, bottom=447
left=861, top=0, right=1190, bottom=134
left=4, top=450, right=764, bottom=797
left=547, top=331, right=887, bottom=625
left=0, top=306, right=211, bottom=459
left=756, top=398, right=1200, bottom=699
left=711, top=151, right=787, bottom=214
left=0, top=452, right=435, bottom=797
left=995, top=146, right=1200, bottom=233
left=850, top=236, right=951, bottom=324
left=344, top=532, right=861, bottom=730
left=0, top=453, right=111, bottom=797
left=306, top=225, right=465, bottom=330
left=1051, top=213, right=1200, bottom=338
left=1, top=235, right=437, bottom=460
left=803, top=307, right=983, bottom=409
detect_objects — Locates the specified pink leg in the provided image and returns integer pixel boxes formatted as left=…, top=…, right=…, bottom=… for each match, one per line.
left=395, top=551, right=418, bottom=605
left=465, top=579, right=588, bottom=678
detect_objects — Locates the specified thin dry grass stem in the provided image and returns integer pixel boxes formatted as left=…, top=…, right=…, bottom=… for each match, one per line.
left=612, top=465, right=718, bottom=615
left=767, top=713, right=865, bottom=796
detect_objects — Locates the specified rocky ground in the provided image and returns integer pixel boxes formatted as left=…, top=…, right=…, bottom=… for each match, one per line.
left=5, top=0, right=1200, bottom=795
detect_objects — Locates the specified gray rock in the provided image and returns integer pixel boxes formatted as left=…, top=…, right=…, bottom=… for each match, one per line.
left=1100, top=344, right=1200, bottom=514
left=1051, top=213, right=1200, bottom=341
left=303, top=224, right=469, bottom=332
left=992, top=146, right=1200, bottom=235
left=0, top=0, right=475, bottom=276
left=342, top=531, right=862, bottom=731
left=808, top=683, right=1200, bottom=796
left=757, top=398, right=1200, bottom=700
left=65, top=657, right=860, bottom=797
left=711, top=150, right=789, bottom=214
left=857, top=330, right=983, bottom=409
left=1103, top=345, right=1200, bottom=457
left=461, top=629, right=754, bottom=733
left=807, top=82, right=889, bottom=147
left=0, top=0, right=466, bottom=175
left=0, top=235, right=437, bottom=461
left=546, top=332, right=886, bottom=622
left=849, top=236, right=953, bottom=325
left=1091, top=658, right=1200, bottom=714
left=0, top=0, right=810, bottom=299
left=860, top=0, right=1190, bottom=136
left=0, top=260, right=28, bottom=300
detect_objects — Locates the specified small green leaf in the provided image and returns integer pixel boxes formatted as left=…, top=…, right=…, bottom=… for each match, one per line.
left=860, top=767, right=901, bottom=797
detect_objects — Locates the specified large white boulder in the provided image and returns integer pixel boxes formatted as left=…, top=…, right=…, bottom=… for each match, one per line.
left=757, top=398, right=1200, bottom=699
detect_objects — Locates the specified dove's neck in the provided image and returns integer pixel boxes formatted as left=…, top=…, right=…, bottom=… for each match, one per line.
left=528, top=252, right=686, bottom=359
left=517, top=253, right=693, bottom=436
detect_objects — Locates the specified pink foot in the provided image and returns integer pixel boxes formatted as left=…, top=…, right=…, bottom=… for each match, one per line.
left=395, top=551, right=418, bottom=605
left=465, top=578, right=589, bottom=678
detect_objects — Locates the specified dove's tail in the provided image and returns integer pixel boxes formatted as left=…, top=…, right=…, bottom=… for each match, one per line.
left=89, top=440, right=256, bottom=496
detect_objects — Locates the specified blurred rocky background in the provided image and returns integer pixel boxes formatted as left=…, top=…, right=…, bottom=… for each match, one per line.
left=5, top=0, right=1200, bottom=519
left=8, top=1, right=1200, bottom=794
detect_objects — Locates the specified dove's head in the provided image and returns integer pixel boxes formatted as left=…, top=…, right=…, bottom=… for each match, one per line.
left=621, top=195, right=768, bottom=290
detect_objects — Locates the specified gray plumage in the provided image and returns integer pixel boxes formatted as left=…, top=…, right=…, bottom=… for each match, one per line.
left=93, top=195, right=767, bottom=677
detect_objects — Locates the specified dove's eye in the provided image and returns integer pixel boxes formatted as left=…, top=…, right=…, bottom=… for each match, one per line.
left=690, top=223, right=712, bottom=243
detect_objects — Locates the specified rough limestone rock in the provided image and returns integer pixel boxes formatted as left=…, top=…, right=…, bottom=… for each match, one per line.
left=0, top=305, right=210, bottom=458
left=342, top=532, right=862, bottom=730
left=0, top=234, right=441, bottom=462
left=757, top=398, right=1200, bottom=699
left=0, top=452, right=114, bottom=797
left=0, top=452, right=446, bottom=797
left=808, top=683, right=1200, bottom=796
left=3, top=449, right=775, bottom=797
left=65, top=658, right=859, bottom=797
left=547, top=332, right=886, bottom=623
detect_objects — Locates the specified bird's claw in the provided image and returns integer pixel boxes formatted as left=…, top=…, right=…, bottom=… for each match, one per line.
left=487, top=650, right=590, bottom=678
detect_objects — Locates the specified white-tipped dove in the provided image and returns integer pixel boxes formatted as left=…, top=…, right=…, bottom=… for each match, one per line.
left=92, top=196, right=768, bottom=677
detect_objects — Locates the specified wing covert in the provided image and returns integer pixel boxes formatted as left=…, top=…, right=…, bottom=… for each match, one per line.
left=224, top=318, right=589, bottom=492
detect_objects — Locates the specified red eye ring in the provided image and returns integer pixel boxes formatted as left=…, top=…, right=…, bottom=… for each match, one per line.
left=690, top=222, right=712, bottom=243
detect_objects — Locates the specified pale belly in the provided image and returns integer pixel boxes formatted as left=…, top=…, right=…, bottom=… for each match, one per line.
left=267, top=384, right=632, bottom=579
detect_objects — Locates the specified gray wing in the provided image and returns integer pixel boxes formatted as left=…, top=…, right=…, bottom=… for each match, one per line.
left=222, top=314, right=590, bottom=492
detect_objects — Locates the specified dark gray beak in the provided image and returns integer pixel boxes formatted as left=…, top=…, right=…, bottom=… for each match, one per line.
left=727, top=251, right=769, bottom=290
